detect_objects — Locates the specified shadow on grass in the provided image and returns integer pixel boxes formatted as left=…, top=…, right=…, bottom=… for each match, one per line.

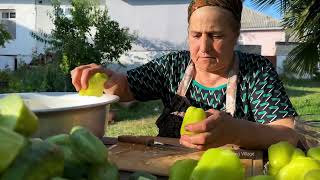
left=283, top=79, right=320, bottom=88
left=286, top=88, right=320, bottom=97
left=110, top=100, right=164, bottom=122
left=284, top=79, right=320, bottom=98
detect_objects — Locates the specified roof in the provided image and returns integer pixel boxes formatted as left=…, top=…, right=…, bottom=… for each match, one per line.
left=241, top=7, right=282, bottom=30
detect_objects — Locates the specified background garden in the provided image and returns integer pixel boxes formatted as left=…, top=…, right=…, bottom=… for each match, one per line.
left=0, top=0, right=319, bottom=137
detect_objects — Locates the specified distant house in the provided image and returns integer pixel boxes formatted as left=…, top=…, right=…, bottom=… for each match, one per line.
left=0, top=0, right=292, bottom=73
left=0, top=0, right=106, bottom=70
left=0, top=0, right=59, bottom=69
left=106, top=0, right=291, bottom=72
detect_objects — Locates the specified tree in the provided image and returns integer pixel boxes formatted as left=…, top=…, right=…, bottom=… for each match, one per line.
left=33, top=0, right=135, bottom=74
left=0, top=24, right=11, bottom=47
left=251, top=0, right=320, bottom=77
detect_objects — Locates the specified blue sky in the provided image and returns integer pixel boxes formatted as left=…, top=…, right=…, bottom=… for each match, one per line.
left=244, top=0, right=282, bottom=19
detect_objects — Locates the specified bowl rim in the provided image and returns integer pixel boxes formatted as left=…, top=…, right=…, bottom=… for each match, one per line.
left=0, top=92, right=120, bottom=113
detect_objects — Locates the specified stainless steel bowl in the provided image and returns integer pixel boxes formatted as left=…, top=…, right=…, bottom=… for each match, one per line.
left=0, top=92, right=119, bottom=138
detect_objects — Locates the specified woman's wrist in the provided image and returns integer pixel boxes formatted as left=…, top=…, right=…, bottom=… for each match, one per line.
left=230, top=118, right=299, bottom=149
left=224, top=115, right=245, bottom=146
left=227, top=117, right=247, bottom=146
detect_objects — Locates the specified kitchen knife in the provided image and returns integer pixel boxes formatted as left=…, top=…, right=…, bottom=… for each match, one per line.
left=117, top=135, right=195, bottom=152
left=102, top=136, right=261, bottom=159
left=118, top=135, right=155, bottom=146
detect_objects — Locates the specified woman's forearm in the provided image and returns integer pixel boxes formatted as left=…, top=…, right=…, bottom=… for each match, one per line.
left=232, top=118, right=299, bottom=149
left=104, top=74, right=135, bottom=102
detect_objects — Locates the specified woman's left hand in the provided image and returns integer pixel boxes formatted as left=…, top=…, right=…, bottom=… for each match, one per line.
left=179, top=109, right=240, bottom=150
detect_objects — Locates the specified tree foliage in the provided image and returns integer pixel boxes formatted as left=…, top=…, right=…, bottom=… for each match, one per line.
left=0, top=24, right=11, bottom=47
left=33, top=0, right=135, bottom=74
left=251, top=0, right=320, bottom=77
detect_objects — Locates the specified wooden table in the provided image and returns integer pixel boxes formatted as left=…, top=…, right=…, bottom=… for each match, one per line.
left=102, top=136, right=266, bottom=179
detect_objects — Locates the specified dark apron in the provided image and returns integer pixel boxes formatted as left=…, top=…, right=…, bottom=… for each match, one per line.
left=156, top=52, right=240, bottom=138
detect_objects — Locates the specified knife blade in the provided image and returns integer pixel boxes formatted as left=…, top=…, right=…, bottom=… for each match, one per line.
left=118, top=135, right=155, bottom=146
left=102, top=136, right=261, bottom=159
left=117, top=135, right=196, bottom=152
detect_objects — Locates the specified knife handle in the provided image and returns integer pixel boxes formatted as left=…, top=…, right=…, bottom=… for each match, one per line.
left=118, top=135, right=155, bottom=146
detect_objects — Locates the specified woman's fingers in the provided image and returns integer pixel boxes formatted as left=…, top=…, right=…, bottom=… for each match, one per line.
left=80, top=66, right=105, bottom=89
left=180, top=134, right=209, bottom=150
left=71, top=64, right=92, bottom=91
left=71, top=64, right=107, bottom=91
left=181, top=133, right=210, bottom=144
left=185, top=118, right=214, bottom=133
left=179, top=137, right=198, bottom=149
left=104, top=69, right=117, bottom=89
left=180, top=132, right=221, bottom=150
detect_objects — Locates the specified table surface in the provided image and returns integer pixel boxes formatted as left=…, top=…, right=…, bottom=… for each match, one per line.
left=104, top=137, right=168, bottom=179
left=119, top=171, right=168, bottom=180
left=103, top=136, right=268, bottom=179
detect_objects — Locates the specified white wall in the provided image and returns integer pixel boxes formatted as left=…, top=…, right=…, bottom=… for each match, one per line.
left=34, top=1, right=55, bottom=53
left=0, top=56, right=15, bottom=69
left=106, top=0, right=189, bottom=51
left=0, top=0, right=37, bottom=65
left=105, top=0, right=190, bottom=72
left=239, top=29, right=285, bottom=56
left=276, top=55, right=286, bottom=74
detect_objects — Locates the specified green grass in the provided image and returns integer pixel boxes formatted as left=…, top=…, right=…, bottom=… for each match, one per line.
left=106, top=100, right=162, bottom=137
left=106, top=80, right=320, bottom=137
left=285, top=80, right=320, bottom=115
left=106, top=117, right=158, bottom=137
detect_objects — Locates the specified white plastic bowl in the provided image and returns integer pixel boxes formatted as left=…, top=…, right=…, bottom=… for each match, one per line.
left=0, top=92, right=119, bottom=138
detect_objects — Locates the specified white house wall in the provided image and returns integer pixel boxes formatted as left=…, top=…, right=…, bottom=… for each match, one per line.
left=106, top=0, right=189, bottom=51
left=34, top=0, right=55, bottom=53
left=0, top=0, right=288, bottom=73
left=105, top=0, right=189, bottom=72
left=276, top=55, right=286, bottom=74
left=239, top=29, right=286, bottom=56
left=0, top=56, right=15, bottom=69
left=0, top=0, right=37, bottom=68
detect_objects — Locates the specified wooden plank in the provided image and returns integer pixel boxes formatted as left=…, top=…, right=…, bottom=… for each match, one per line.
left=241, top=159, right=253, bottom=177
left=252, top=151, right=264, bottom=176
left=108, top=142, right=264, bottom=177
left=109, top=143, right=203, bottom=176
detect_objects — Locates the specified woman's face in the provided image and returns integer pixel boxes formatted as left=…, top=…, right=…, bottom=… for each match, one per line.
left=188, top=6, right=239, bottom=73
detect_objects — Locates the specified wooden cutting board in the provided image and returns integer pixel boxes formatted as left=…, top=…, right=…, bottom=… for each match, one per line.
left=107, top=137, right=264, bottom=177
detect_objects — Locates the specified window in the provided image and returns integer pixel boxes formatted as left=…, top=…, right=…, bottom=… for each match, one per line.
left=2, top=12, right=9, bottom=19
left=60, top=6, right=73, bottom=19
left=237, top=35, right=244, bottom=45
left=0, top=9, right=16, bottom=39
left=10, top=12, right=16, bottom=18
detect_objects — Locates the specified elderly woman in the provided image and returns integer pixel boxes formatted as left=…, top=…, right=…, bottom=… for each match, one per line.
left=71, top=0, right=299, bottom=150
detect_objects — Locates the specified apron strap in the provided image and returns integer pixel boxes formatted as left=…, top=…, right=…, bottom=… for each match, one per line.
left=176, top=52, right=239, bottom=116
left=176, top=59, right=194, bottom=97
left=226, top=52, right=239, bottom=116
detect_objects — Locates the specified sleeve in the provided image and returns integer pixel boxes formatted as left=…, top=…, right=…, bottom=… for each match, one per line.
left=248, top=56, right=297, bottom=124
left=126, top=53, right=171, bottom=101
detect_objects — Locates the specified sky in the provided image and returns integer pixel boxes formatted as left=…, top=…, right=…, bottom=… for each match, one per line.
left=244, top=0, right=282, bottom=20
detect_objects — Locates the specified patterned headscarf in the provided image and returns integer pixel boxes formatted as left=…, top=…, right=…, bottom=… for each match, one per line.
left=188, top=0, right=243, bottom=24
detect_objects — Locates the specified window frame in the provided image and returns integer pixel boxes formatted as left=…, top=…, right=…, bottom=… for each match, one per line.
left=0, top=9, right=16, bottom=39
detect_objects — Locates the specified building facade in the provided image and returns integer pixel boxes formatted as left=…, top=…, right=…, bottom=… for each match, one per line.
left=0, top=0, right=290, bottom=73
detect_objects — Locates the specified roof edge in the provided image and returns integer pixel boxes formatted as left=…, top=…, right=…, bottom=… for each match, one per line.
left=241, top=27, right=283, bottom=31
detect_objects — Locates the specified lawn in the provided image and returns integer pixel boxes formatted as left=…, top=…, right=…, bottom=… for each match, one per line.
left=105, top=79, right=320, bottom=137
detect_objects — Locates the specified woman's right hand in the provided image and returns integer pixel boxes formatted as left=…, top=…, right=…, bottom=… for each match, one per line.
left=70, top=63, right=132, bottom=100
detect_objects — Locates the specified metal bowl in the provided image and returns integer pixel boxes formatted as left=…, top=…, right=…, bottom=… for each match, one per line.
left=0, top=92, right=119, bottom=138
left=294, top=115, right=320, bottom=150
